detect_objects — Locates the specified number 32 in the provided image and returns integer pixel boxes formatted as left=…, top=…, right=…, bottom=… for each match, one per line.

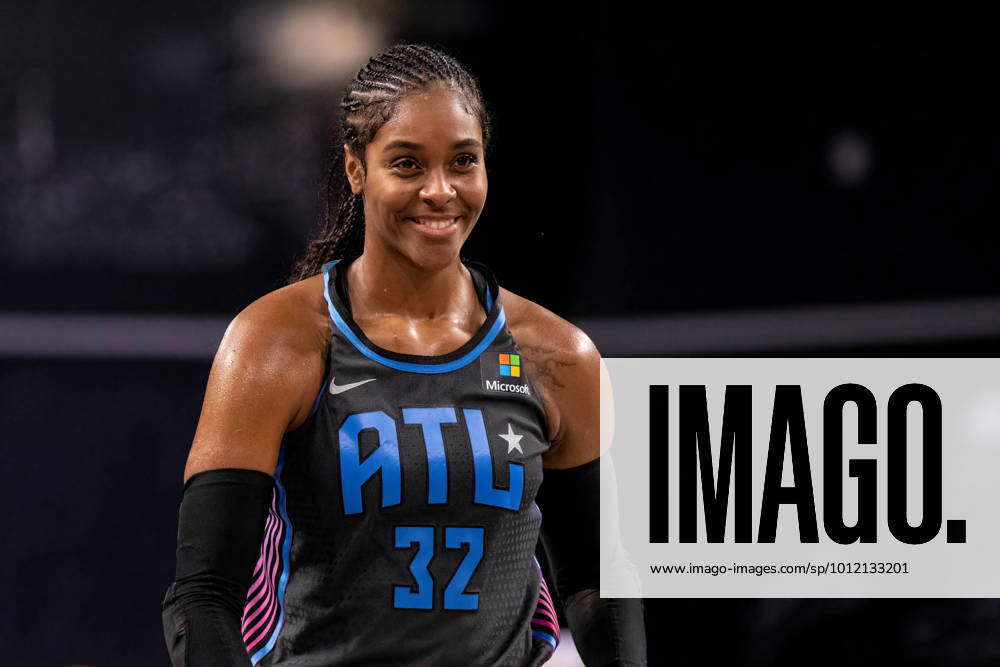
left=393, top=525, right=484, bottom=611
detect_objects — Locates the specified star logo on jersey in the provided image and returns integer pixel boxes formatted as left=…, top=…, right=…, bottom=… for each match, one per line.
left=498, top=423, right=524, bottom=454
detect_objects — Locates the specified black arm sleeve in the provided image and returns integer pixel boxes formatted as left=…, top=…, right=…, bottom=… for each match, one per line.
left=536, top=457, right=647, bottom=667
left=161, top=468, right=275, bottom=667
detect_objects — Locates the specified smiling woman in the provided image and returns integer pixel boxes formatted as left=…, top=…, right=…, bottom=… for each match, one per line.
left=343, top=82, right=488, bottom=275
left=160, top=43, right=646, bottom=666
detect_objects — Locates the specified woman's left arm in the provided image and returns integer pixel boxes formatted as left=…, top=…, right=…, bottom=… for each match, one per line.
left=527, top=329, right=647, bottom=666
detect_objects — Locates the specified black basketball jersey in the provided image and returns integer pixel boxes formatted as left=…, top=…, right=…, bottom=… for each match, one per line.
left=240, top=259, right=561, bottom=666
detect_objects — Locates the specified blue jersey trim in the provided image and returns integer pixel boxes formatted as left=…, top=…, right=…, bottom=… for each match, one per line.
left=250, top=445, right=294, bottom=665
left=322, top=260, right=505, bottom=374
left=532, top=629, right=557, bottom=649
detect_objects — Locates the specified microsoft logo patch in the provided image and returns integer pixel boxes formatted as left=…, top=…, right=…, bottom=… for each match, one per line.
left=499, top=353, right=520, bottom=377
left=481, top=350, right=530, bottom=395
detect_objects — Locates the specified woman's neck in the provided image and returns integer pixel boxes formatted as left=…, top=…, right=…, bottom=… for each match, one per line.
left=346, top=249, right=479, bottom=323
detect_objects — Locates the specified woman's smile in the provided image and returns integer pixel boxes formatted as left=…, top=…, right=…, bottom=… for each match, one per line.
left=340, top=81, right=488, bottom=271
left=406, top=215, right=463, bottom=237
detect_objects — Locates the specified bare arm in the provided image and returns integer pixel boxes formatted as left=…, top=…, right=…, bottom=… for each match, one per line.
left=507, top=290, right=646, bottom=666
left=183, top=292, right=328, bottom=481
left=163, top=288, right=327, bottom=666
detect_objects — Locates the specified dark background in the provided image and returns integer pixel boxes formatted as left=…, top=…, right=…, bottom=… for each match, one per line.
left=1, top=2, right=996, bottom=665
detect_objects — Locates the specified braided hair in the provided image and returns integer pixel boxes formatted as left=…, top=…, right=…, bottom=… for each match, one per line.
left=286, top=43, right=493, bottom=284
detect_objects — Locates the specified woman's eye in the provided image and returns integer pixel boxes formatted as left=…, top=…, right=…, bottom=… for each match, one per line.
left=392, top=158, right=419, bottom=170
left=455, top=154, right=479, bottom=168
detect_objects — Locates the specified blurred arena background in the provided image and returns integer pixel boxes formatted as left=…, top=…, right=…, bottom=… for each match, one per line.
left=1, top=2, right=995, bottom=665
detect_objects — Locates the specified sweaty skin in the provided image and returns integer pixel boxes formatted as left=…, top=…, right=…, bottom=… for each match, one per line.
left=174, top=66, right=641, bottom=667
left=184, top=83, right=598, bottom=482
left=182, top=274, right=599, bottom=483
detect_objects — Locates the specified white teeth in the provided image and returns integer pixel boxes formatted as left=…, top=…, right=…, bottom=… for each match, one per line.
left=412, top=217, right=456, bottom=229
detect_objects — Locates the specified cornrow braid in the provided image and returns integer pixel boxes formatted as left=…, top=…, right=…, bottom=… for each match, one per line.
left=287, top=43, right=492, bottom=284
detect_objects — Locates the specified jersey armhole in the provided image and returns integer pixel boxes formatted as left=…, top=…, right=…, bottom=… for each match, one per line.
left=285, top=332, right=332, bottom=437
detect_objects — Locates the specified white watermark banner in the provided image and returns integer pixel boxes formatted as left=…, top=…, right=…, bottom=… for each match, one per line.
left=599, top=358, right=1000, bottom=597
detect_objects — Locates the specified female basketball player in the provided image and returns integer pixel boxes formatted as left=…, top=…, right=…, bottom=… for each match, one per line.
left=162, top=44, right=646, bottom=666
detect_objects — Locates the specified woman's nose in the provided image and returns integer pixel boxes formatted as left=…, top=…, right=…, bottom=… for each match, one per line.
left=419, top=168, right=456, bottom=207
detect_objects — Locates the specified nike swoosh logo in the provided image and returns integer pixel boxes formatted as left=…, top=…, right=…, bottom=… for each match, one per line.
left=328, top=377, right=376, bottom=395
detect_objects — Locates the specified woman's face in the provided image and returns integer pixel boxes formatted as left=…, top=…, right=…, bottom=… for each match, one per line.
left=345, top=83, right=488, bottom=271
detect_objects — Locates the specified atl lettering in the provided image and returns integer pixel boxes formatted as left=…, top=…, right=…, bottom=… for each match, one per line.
left=338, top=407, right=524, bottom=514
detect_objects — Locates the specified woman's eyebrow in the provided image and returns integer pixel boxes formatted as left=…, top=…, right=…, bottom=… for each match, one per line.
left=383, top=140, right=421, bottom=151
left=382, top=138, right=482, bottom=151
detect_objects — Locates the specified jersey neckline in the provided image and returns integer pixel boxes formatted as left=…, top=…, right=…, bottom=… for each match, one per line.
left=321, top=258, right=507, bottom=374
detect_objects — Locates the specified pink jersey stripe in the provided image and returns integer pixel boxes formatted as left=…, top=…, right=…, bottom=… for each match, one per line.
left=244, top=520, right=281, bottom=634
left=244, top=520, right=285, bottom=645
left=535, top=595, right=555, bottom=613
left=248, top=512, right=279, bottom=595
left=531, top=616, right=560, bottom=634
left=244, top=591, right=278, bottom=649
left=243, top=512, right=282, bottom=634
left=244, top=573, right=280, bottom=646
left=532, top=571, right=561, bottom=642
left=242, top=514, right=280, bottom=628
left=244, top=493, right=279, bottom=600
left=532, top=606, right=558, bottom=623
left=244, top=580, right=278, bottom=645
left=244, top=512, right=277, bottom=601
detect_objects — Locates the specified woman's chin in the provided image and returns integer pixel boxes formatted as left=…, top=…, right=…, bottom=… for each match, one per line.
left=399, top=236, right=469, bottom=271
left=411, top=248, right=463, bottom=272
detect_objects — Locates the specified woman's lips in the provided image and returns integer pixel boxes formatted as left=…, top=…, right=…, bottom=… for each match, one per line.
left=406, top=216, right=461, bottom=237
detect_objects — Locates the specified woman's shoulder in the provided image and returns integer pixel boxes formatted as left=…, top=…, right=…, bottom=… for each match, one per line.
left=213, top=274, right=330, bottom=424
left=499, top=287, right=599, bottom=368
left=227, top=273, right=330, bottom=357
left=184, top=274, right=332, bottom=480
left=499, top=287, right=600, bottom=456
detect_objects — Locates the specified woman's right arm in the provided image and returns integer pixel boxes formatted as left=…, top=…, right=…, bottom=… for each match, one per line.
left=162, top=291, right=327, bottom=666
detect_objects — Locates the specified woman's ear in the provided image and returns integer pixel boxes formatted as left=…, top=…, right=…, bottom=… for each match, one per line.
left=344, top=144, right=365, bottom=195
